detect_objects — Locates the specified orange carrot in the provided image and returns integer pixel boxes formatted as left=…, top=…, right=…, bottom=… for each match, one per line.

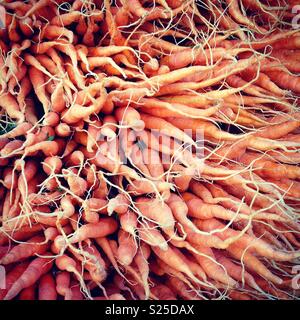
left=4, top=257, right=53, bottom=300
left=138, top=221, right=169, bottom=251
left=115, top=107, right=145, bottom=131
left=0, top=93, right=24, bottom=123
left=141, top=114, right=196, bottom=146
left=227, top=244, right=283, bottom=285
left=198, top=218, right=300, bottom=261
left=151, top=284, right=177, bottom=300
left=68, top=218, right=118, bottom=244
left=25, top=141, right=59, bottom=157
left=42, top=156, right=62, bottom=175
left=191, top=244, right=236, bottom=287
left=117, top=229, right=137, bottom=265
left=108, top=194, right=130, bottom=215
left=120, top=210, right=138, bottom=236
left=166, top=277, right=198, bottom=300
left=39, top=273, right=57, bottom=300
left=136, top=197, right=175, bottom=231
left=0, top=235, right=49, bottom=265
left=55, top=123, right=71, bottom=137
left=214, top=251, right=260, bottom=290
left=0, top=262, right=29, bottom=300
left=152, top=245, right=201, bottom=284
left=19, top=285, right=36, bottom=300
left=56, top=271, right=71, bottom=298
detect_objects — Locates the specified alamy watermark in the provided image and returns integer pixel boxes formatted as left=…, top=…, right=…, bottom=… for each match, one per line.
left=95, top=128, right=205, bottom=176
left=292, top=5, right=300, bottom=29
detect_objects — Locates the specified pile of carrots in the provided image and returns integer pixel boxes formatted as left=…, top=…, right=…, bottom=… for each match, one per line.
left=0, top=0, right=300, bottom=300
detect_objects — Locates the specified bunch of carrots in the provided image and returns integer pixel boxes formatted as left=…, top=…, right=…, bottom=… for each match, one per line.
left=0, top=0, right=300, bottom=300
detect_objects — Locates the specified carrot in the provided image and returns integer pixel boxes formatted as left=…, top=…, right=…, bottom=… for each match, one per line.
left=83, top=198, right=107, bottom=223
left=239, top=152, right=300, bottom=180
left=0, top=246, right=9, bottom=259
left=191, top=244, right=236, bottom=287
left=140, top=114, right=196, bottom=147
left=28, top=66, right=50, bottom=115
left=55, top=123, right=71, bottom=137
left=162, top=47, right=247, bottom=70
left=120, top=210, right=138, bottom=236
left=4, top=256, right=53, bottom=300
left=0, top=224, right=43, bottom=245
left=166, top=117, right=240, bottom=142
left=42, top=156, right=62, bottom=175
left=254, top=278, right=289, bottom=300
left=65, top=172, right=88, bottom=197
left=117, top=230, right=137, bottom=265
left=156, top=258, right=196, bottom=291
left=166, top=277, right=200, bottom=300
left=100, top=115, right=118, bottom=140
left=19, top=285, right=36, bottom=300
left=66, top=283, right=84, bottom=300
left=0, top=236, right=49, bottom=265
left=72, top=244, right=107, bottom=284
left=17, top=160, right=38, bottom=198
left=166, top=164, right=193, bottom=192
left=24, top=141, right=59, bottom=157
left=67, top=218, right=118, bottom=244
left=172, top=246, right=207, bottom=281
left=229, top=290, right=252, bottom=300
left=2, top=167, right=18, bottom=189
left=134, top=243, right=151, bottom=299
left=41, top=25, right=74, bottom=43
left=151, top=284, right=177, bottom=300
left=138, top=221, right=169, bottom=251
left=227, top=244, right=283, bottom=285
left=198, top=219, right=300, bottom=261
left=138, top=98, right=219, bottom=119
left=271, top=36, right=300, bottom=51
left=0, top=122, right=32, bottom=139
left=115, top=106, right=145, bottom=131
left=55, top=255, right=81, bottom=275
left=142, top=148, right=164, bottom=179
left=152, top=245, right=201, bottom=284
left=214, top=251, right=260, bottom=290
left=39, top=273, right=57, bottom=300
left=126, top=144, right=150, bottom=177
left=136, top=197, right=175, bottom=231
left=183, top=225, right=228, bottom=250
left=0, top=93, right=24, bottom=123
left=95, top=238, right=123, bottom=278
left=166, top=193, right=202, bottom=234
left=62, top=103, right=101, bottom=125
left=108, top=194, right=130, bottom=215
left=225, top=0, right=266, bottom=32
left=245, top=70, right=286, bottom=96
left=266, top=70, right=300, bottom=93
left=56, top=271, right=71, bottom=298
left=0, top=262, right=30, bottom=300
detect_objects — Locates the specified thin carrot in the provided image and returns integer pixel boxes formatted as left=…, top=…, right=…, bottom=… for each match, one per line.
left=0, top=235, right=49, bottom=265
left=4, top=256, right=53, bottom=300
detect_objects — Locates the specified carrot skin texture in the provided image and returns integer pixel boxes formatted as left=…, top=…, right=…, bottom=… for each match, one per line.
left=39, top=273, right=58, bottom=300
left=4, top=257, right=53, bottom=300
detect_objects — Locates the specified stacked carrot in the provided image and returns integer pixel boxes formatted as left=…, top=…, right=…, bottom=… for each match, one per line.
left=0, top=0, right=300, bottom=300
